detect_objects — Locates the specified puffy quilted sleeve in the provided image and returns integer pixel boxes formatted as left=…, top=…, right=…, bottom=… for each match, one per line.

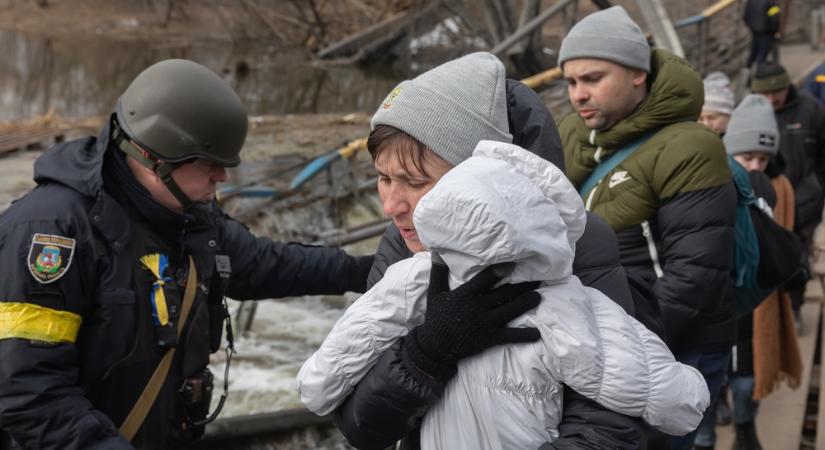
left=297, top=254, right=430, bottom=415
left=541, top=282, right=709, bottom=436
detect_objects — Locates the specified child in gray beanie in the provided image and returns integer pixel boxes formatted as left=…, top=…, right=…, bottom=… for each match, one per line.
left=558, top=6, right=650, bottom=72
left=370, top=52, right=512, bottom=165
left=700, top=73, right=736, bottom=135
left=724, top=94, right=779, bottom=172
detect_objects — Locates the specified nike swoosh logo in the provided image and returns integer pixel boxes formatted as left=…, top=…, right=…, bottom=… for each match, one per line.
left=609, top=171, right=632, bottom=188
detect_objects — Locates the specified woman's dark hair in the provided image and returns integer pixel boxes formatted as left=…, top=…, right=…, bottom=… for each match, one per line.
left=367, top=125, right=445, bottom=177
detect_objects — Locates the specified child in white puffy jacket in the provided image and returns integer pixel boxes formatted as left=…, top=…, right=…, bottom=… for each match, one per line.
left=298, top=140, right=709, bottom=450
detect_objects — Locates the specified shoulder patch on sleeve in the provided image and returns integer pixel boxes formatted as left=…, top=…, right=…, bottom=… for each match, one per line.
left=27, top=233, right=76, bottom=284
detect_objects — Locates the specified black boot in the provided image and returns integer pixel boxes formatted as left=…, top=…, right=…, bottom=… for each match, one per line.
left=733, top=421, right=762, bottom=450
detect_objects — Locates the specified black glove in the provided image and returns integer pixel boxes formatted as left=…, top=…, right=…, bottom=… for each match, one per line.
left=403, top=256, right=542, bottom=381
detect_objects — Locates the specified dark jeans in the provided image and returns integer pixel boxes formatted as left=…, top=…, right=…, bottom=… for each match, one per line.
left=730, top=375, right=759, bottom=424
left=670, top=350, right=731, bottom=450
left=746, top=34, right=777, bottom=67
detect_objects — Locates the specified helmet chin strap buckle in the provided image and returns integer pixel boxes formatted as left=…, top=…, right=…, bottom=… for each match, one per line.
left=113, top=119, right=196, bottom=212
left=154, top=162, right=196, bottom=213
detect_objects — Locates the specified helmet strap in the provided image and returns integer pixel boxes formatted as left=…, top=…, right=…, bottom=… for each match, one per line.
left=154, top=162, right=196, bottom=212
left=112, top=121, right=196, bottom=212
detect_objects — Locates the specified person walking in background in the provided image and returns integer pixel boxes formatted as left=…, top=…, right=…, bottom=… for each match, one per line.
left=744, top=0, right=781, bottom=67
left=693, top=71, right=738, bottom=449
left=715, top=94, right=803, bottom=450
left=802, top=63, right=825, bottom=105
left=751, top=62, right=825, bottom=334
left=556, top=6, right=737, bottom=449
left=700, top=72, right=736, bottom=136
left=724, top=94, right=802, bottom=450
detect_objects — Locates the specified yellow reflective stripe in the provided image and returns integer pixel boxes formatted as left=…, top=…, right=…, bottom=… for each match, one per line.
left=0, top=302, right=81, bottom=343
left=816, top=74, right=825, bottom=83
left=767, top=5, right=780, bottom=16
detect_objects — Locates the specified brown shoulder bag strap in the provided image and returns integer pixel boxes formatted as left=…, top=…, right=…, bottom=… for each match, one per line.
left=119, top=255, right=198, bottom=441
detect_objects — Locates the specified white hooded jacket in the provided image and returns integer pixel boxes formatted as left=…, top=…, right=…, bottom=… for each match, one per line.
left=298, top=141, right=709, bottom=449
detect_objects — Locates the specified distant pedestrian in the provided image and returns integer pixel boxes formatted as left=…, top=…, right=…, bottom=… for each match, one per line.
left=700, top=72, right=736, bottom=135
left=720, top=94, right=803, bottom=450
left=743, top=0, right=781, bottom=67
left=751, top=62, right=825, bottom=333
left=694, top=71, right=737, bottom=449
left=802, top=63, right=825, bottom=105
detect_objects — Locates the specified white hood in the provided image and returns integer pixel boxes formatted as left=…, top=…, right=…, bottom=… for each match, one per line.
left=414, top=140, right=586, bottom=286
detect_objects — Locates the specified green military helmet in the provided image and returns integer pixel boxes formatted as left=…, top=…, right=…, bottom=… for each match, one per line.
left=116, top=59, right=248, bottom=167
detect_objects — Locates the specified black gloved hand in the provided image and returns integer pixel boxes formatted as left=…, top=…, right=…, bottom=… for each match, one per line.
left=403, top=255, right=542, bottom=381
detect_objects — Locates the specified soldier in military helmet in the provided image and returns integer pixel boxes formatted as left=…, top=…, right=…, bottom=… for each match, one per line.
left=0, top=59, right=373, bottom=450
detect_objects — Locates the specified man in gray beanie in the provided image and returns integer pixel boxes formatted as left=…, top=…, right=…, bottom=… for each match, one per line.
left=701, top=73, right=736, bottom=135
left=331, top=51, right=663, bottom=450
left=557, top=6, right=737, bottom=450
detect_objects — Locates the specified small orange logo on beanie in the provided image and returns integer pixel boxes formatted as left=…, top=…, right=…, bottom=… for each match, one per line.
left=382, top=87, right=402, bottom=109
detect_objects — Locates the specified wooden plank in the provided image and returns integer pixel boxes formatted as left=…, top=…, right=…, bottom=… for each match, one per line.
left=521, top=67, right=562, bottom=90
left=0, top=128, right=63, bottom=155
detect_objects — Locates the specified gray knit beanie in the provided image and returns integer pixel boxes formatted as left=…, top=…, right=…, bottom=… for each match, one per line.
left=702, top=74, right=734, bottom=115
left=723, top=94, right=779, bottom=156
left=370, top=52, right=512, bottom=166
left=558, top=6, right=651, bottom=73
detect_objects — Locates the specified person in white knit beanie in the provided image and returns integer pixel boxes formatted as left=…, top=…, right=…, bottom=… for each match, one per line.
left=700, top=72, right=736, bottom=135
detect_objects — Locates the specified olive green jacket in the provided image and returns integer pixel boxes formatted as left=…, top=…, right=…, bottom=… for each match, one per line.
left=558, top=49, right=737, bottom=353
